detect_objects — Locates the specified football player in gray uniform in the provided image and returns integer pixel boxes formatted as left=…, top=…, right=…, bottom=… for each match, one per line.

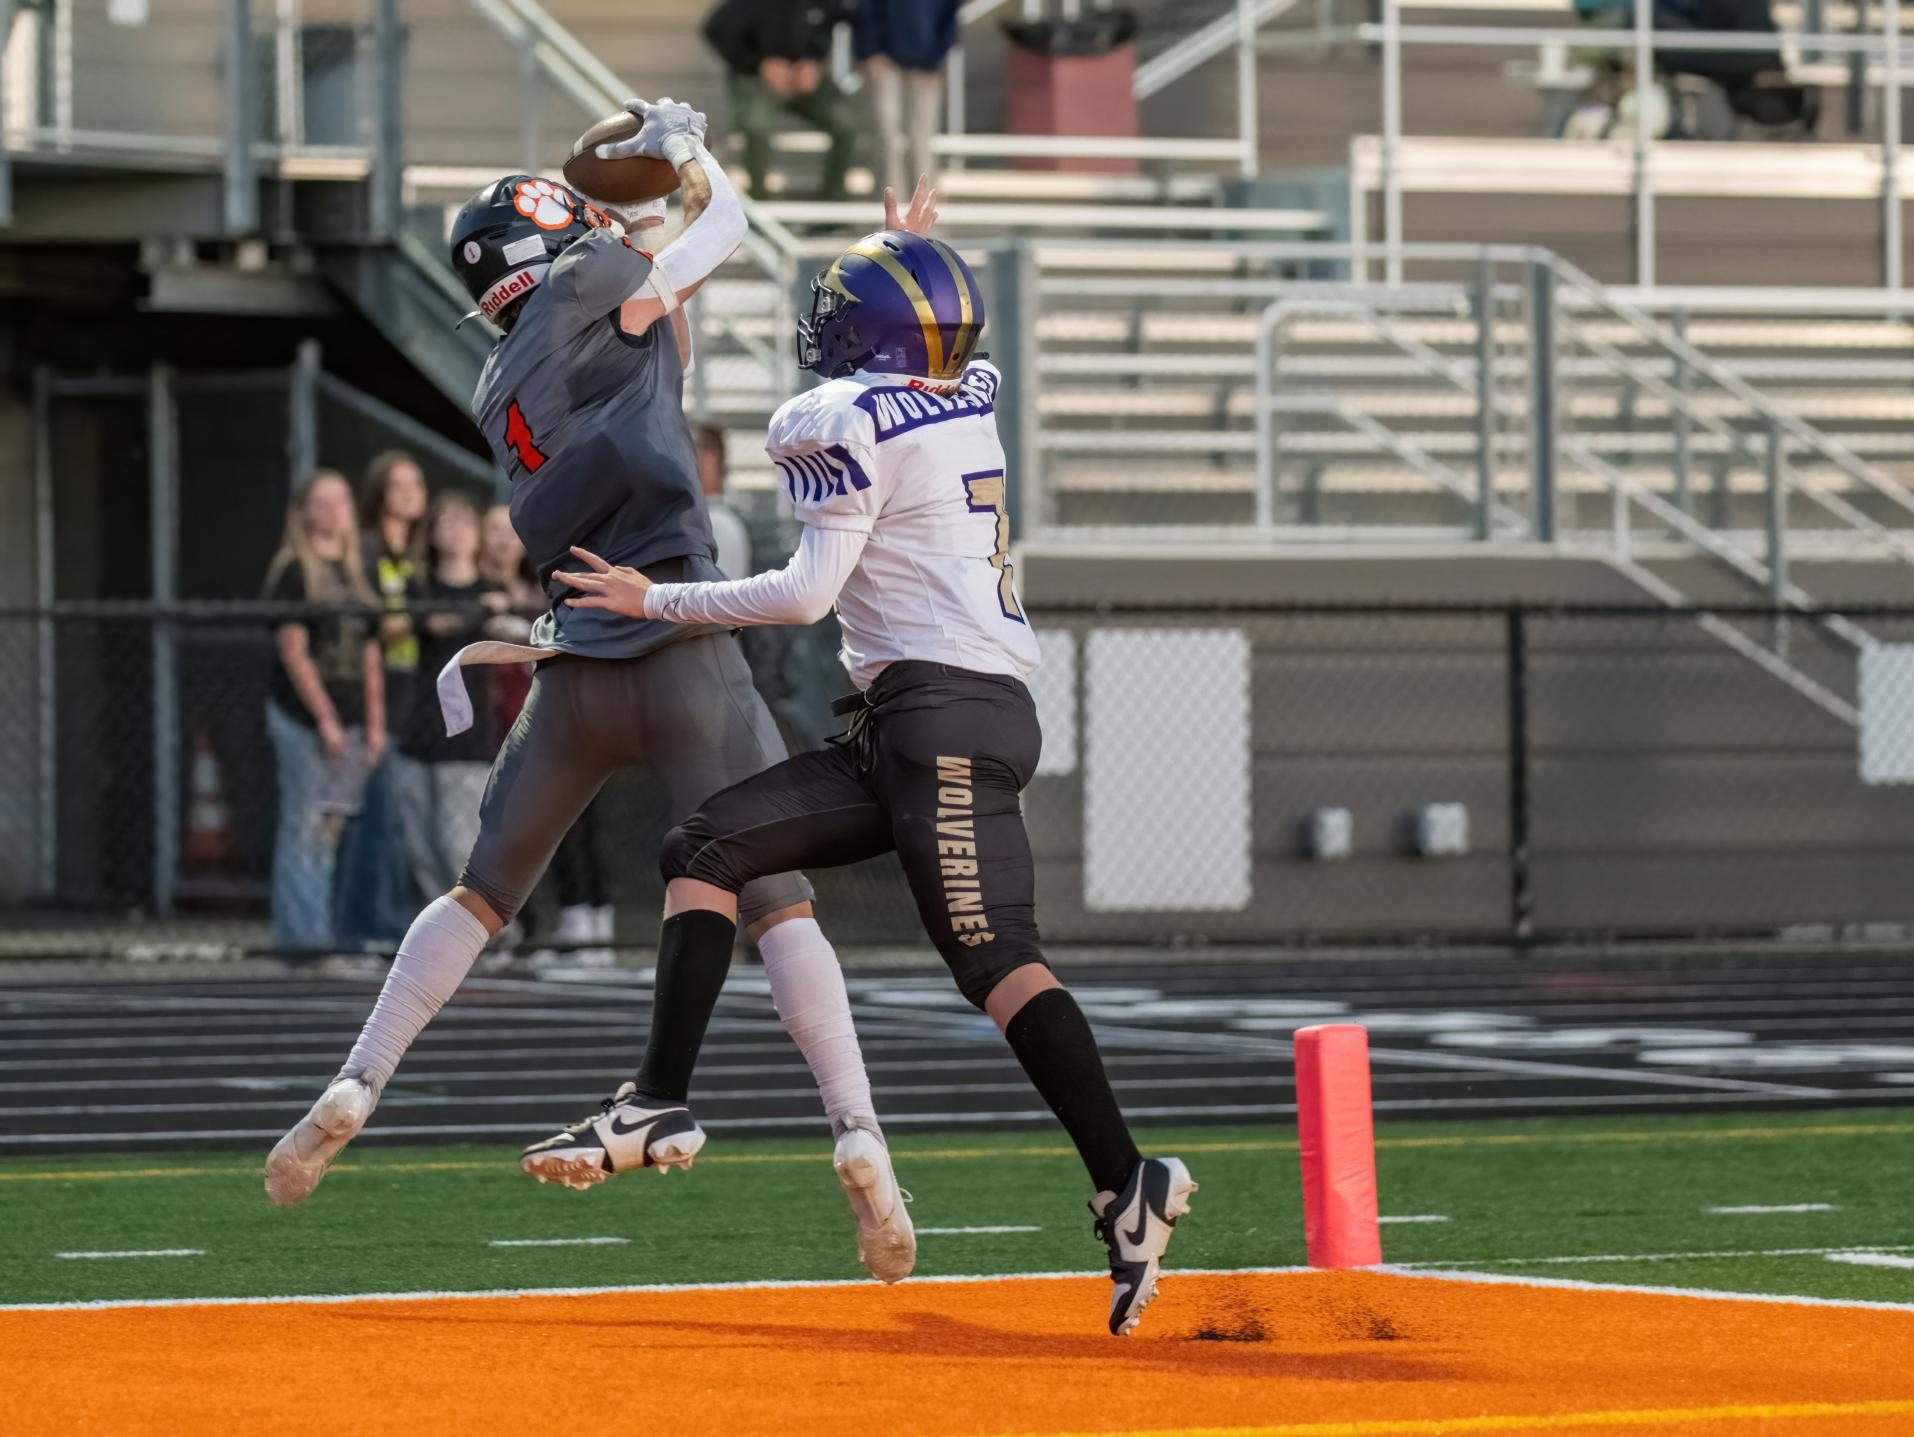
left=264, top=99, right=913, bottom=1284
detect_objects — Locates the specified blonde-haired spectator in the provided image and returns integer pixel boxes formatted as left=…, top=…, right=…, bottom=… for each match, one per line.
left=263, top=469, right=384, bottom=950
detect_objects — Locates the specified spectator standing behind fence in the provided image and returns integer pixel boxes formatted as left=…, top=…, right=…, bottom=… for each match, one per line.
left=337, top=451, right=429, bottom=946
left=694, top=424, right=752, bottom=580
left=480, top=502, right=614, bottom=962
left=704, top=0, right=857, bottom=200
left=395, top=493, right=505, bottom=903
left=856, top=0, right=959, bottom=196
left=262, top=470, right=385, bottom=951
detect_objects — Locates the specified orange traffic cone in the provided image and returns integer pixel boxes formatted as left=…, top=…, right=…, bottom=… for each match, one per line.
left=183, top=730, right=231, bottom=870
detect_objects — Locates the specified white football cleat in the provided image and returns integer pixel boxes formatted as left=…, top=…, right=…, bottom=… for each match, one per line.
left=1091, top=1156, right=1198, bottom=1336
left=519, top=1081, right=705, bottom=1191
left=263, top=1075, right=377, bottom=1208
left=833, top=1123, right=915, bottom=1283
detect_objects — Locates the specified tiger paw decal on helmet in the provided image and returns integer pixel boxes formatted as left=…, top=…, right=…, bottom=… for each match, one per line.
left=449, top=173, right=608, bottom=332
left=515, top=179, right=578, bottom=231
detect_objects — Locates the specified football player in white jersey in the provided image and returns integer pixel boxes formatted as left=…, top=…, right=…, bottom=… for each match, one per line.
left=533, top=184, right=1197, bottom=1337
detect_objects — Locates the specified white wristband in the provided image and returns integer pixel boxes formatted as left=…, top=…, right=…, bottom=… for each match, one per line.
left=646, top=265, right=681, bottom=314
left=661, top=132, right=699, bottom=169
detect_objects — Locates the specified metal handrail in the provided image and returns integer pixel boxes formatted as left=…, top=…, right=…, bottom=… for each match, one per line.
left=463, top=0, right=803, bottom=393
left=1600, top=549, right=1861, bottom=723
left=470, top=0, right=803, bottom=263
left=1549, top=255, right=1914, bottom=543
left=1255, top=297, right=1529, bottom=532
left=1136, top=0, right=1302, bottom=97
left=1346, top=14, right=1914, bottom=287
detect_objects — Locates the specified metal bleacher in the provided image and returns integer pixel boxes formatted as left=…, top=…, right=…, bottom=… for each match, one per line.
left=11, top=0, right=1914, bottom=566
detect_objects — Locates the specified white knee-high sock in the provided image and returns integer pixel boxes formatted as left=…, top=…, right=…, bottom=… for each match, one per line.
left=756, top=917, right=876, bottom=1138
left=338, top=895, right=491, bottom=1097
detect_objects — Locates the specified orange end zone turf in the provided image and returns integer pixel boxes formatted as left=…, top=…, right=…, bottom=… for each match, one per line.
left=4, top=1271, right=1911, bottom=1436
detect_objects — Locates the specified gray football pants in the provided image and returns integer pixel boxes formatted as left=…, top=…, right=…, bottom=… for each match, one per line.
left=457, top=634, right=813, bottom=928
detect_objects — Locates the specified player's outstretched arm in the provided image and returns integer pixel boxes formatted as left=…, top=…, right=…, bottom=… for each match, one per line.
left=556, top=523, right=868, bottom=629
left=614, top=114, right=744, bottom=338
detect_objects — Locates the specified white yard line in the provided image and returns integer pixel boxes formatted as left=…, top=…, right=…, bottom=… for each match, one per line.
left=1377, top=1265, right=1914, bottom=1314
left=9, top=1262, right=1913, bottom=1317
left=1379, top=1215, right=1450, bottom=1224
left=487, top=1237, right=630, bottom=1249
left=1826, top=1251, right=1914, bottom=1270
left=1395, top=1243, right=1914, bottom=1267
left=1708, top=1203, right=1838, bottom=1214
left=0, top=1264, right=1309, bottom=1313
left=54, top=1249, right=201, bottom=1261
left=916, top=1226, right=1042, bottom=1235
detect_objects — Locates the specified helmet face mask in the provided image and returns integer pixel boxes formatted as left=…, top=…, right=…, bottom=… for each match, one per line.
left=449, top=176, right=611, bottom=331
left=798, top=231, right=986, bottom=384
left=797, top=270, right=855, bottom=377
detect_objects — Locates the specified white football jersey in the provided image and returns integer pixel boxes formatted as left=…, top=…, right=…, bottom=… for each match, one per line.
left=765, top=360, right=1041, bottom=690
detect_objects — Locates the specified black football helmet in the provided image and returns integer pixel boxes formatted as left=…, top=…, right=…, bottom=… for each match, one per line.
left=449, top=175, right=619, bottom=329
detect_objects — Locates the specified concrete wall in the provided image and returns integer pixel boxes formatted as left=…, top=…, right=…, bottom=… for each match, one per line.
left=1014, top=552, right=1914, bottom=942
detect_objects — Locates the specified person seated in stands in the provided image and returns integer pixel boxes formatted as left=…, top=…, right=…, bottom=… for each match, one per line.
left=1566, top=0, right=1818, bottom=139
left=704, top=0, right=857, bottom=200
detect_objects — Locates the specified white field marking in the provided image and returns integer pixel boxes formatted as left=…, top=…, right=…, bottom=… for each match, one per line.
left=1379, top=1215, right=1450, bottom=1224
left=1826, top=1251, right=1914, bottom=1270
left=0, top=1073, right=1302, bottom=1118
left=915, top=1226, right=1042, bottom=1235
left=1394, top=1243, right=1914, bottom=1268
left=12, top=1263, right=1914, bottom=1318
left=54, top=1249, right=202, bottom=1261
left=0, top=1265, right=1312, bottom=1313
left=487, top=1237, right=630, bottom=1249
left=1708, top=1202, right=1839, bottom=1214
left=0, top=1052, right=1274, bottom=1095
left=825, top=1001, right=1838, bottom=1098
left=0, top=1036, right=862, bottom=1067
left=1375, top=1266, right=1914, bottom=1314
left=7, top=1090, right=1888, bottom=1150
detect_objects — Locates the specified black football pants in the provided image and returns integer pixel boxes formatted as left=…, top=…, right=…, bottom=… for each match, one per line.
left=661, top=660, right=1045, bottom=1006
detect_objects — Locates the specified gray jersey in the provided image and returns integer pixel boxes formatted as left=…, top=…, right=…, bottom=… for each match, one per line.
left=473, top=230, right=721, bottom=659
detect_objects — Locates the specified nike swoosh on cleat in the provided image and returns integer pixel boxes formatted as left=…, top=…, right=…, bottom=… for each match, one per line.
left=1123, top=1161, right=1169, bottom=1247
left=1123, top=1206, right=1151, bottom=1247
left=608, top=1110, right=681, bottom=1137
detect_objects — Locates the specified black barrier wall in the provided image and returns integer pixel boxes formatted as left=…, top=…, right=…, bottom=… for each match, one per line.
left=5, top=601, right=1914, bottom=957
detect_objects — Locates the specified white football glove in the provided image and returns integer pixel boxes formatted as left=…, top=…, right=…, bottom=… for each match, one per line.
left=596, top=97, right=709, bottom=167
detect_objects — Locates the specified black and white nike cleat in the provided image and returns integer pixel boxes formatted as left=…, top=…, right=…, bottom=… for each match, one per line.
left=519, top=1082, right=705, bottom=1191
left=1090, top=1156, right=1198, bottom=1336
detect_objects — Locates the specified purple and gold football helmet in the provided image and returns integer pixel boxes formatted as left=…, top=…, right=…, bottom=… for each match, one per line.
left=799, top=230, right=986, bottom=383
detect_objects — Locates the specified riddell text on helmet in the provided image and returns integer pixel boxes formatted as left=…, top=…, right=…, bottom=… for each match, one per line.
left=480, top=264, right=550, bottom=321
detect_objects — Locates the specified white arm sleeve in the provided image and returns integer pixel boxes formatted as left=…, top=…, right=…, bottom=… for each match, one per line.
left=648, top=140, right=745, bottom=307
left=643, top=524, right=867, bottom=628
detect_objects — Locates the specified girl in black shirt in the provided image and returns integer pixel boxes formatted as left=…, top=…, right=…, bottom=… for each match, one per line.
left=263, top=469, right=384, bottom=950
left=395, top=493, right=505, bottom=899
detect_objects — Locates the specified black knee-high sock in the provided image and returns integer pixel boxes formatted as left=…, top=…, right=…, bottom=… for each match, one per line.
left=1003, top=986, right=1142, bottom=1195
left=632, top=910, right=737, bottom=1105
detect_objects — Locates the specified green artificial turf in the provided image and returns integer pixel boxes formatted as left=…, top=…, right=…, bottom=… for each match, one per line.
left=2, top=1108, right=1911, bottom=1308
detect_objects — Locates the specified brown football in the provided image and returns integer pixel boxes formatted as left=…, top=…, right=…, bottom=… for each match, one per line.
left=561, top=112, right=682, bottom=205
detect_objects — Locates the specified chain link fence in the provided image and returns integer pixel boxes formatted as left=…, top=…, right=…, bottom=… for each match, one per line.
left=9, top=600, right=1914, bottom=959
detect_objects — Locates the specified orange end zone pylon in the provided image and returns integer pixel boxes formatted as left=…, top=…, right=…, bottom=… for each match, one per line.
left=1294, top=1023, right=1382, bottom=1268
